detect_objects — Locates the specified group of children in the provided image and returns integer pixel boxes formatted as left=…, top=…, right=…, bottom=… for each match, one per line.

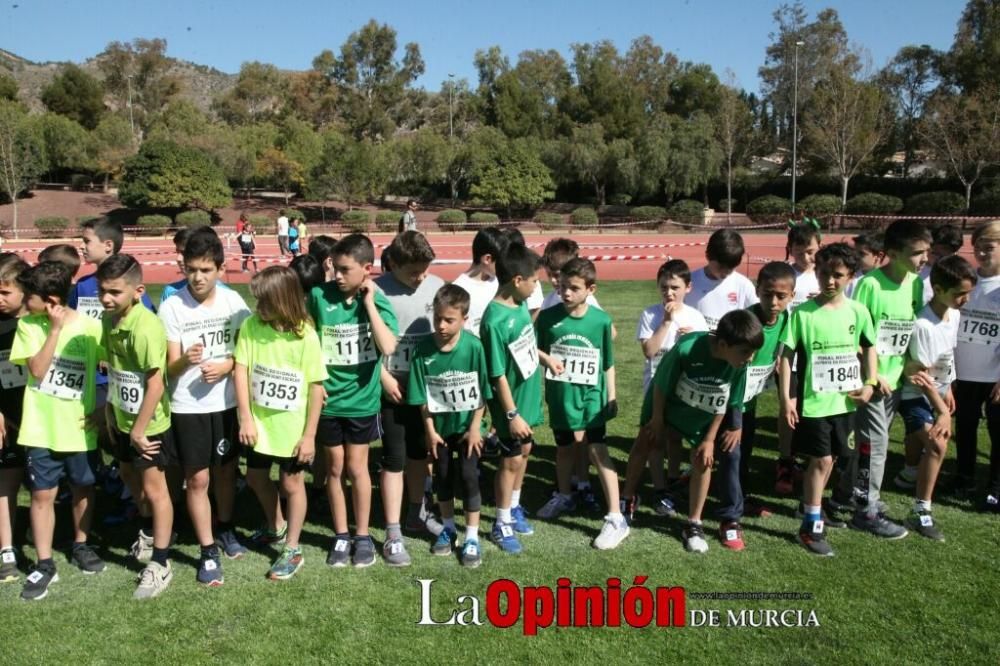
left=0, top=215, right=997, bottom=603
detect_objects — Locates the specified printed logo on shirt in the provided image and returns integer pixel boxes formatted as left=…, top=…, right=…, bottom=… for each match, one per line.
left=424, top=358, right=435, bottom=366
left=326, top=305, right=338, bottom=312
left=728, top=292, right=737, bottom=303
left=216, top=438, right=231, bottom=456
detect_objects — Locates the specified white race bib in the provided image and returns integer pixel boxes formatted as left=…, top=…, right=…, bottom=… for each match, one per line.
left=650, top=349, right=666, bottom=378
left=875, top=319, right=914, bottom=356
left=704, top=315, right=720, bottom=331
left=958, top=309, right=999, bottom=346
left=426, top=372, right=482, bottom=414
left=388, top=333, right=428, bottom=374
left=251, top=364, right=304, bottom=412
left=322, top=324, right=376, bottom=366
left=0, top=350, right=27, bottom=389
left=180, top=319, right=236, bottom=361
left=508, top=326, right=539, bottom=380
left=546, top=343, right=600, bottom=386
left=675, top=374, right=729, bottom=415
left=930, top=353, right=954, bottom=385
left=36, top=355, right=86, bottom=400
left=109, top=367, right=144, bottom=414
left=743, top=363, right=775, bottom=403
left=76, top=296, right=103, bottom=320
left=811, top=353, right=862, bottom=393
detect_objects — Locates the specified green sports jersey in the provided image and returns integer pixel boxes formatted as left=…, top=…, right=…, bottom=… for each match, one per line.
left=407, top=331, right=493, bottom=439
left=741, top=306, right=788, bottom=410
left=103, top=304, right=171, bottom=437
left=781, top=298, right=876, bottom=418
left=640, top=332, right=747, bottom=443
left=235, top=315, right=328, bottom=458
left=479, top=300, right=543, bottom=440
left=11, top=312, right=105, bottom=452
left=536, top=304, right=614, bottom=430
left=852, top=268, right=922, bottom=388
left=308, top=284, right=398, bottom=417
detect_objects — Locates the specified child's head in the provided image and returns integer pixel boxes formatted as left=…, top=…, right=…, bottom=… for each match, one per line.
left=882, top=220, right=931, bottom=274
left=558, top=257, right=597, bottom=308
left=289, top=254, right=324, bottom=295
left=972, top=220, right=1000, bottom=274
left=182, top=227, right=225, bottom=300
left=929, top=224, right=964, bottom=265
left=17, top=261, right=73, bottom=313
left=388, top=230, right=435, bottom=289
left=814, top=242, right=860, bottom=298
left=0, top=253, right=29, bottom=316
left=239, top=212, right=248, bottom=223
left=852, top=233, right=884, bottom=273
left=713, top=309, right=764, bottom=368
left=756, top=261, right=797, bottom=321
left=331, top=233, right=374, bottom=294
left=786, top=221, right=821, bottom=269
left=308, top=234, right=338, bottom=280
left=244, top=221, right=254, bottom=233
left=471, top=227, right=510, bottom=278
left=542, top=238, right=580, bottom=288
left=173, top=227, right=194, bottom=272
left=96, top=253, right=145, bottom=317
left=495, top=242, right=541, bottom=302
left=38, top=244, right=81, bottom=277
left=432, top=284, right=470, bottom=343
left=930, top=254, right=977, bottom=310
left=250, top=266, right=309, bottom=336
left=80, top=217, right=123, bottom=266
left=656, top=259, right=692, bottom=304
left=705, top=229, right=745, bottom=277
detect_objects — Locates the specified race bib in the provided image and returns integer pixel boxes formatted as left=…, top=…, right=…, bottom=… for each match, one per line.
left=546, top=343, right=600, bottom=386
left=957, top=309, right=999, bottom=346
left=508, top=326, right=539, bottom=380
left=704, top=315, right=719, bottom=331
left=76, top=296, right=103, bottom=320
left=930, top=353, right=954, bottom=385
left=743, top=363, right=775, bottom=403
left=650, top=349, right=666, bottom=378
left=322, top=324, right=376, bottom=366
left=0, top=350, right=27, bottom=389
left=675, top=373, right=729, bottom=415
left=388, top=333, right=428, bottom=374
left=811, top=353, right=862, bottom=393
left=251, top=364, right=304, bottom=412
left=36, top=355, right=86, bottom=400
left=180, top=318, right=236, bottom=360
left=875, top=319, right=914, bottom=356
left=108, top=367, right=144, bottom=414
left=426, top=372, right=482, bottom=414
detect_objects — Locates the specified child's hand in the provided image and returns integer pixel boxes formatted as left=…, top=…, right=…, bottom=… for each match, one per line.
left=780, top=402, right=798, bottom=430
left=199, top=361, right=228, bottom=384
left=239, top=419, right=258, bottom=447
left=45, top=302, right=69, bottom=329
left=510, top=415, right=532, bottom=441
left=663, top=301, right=681, bottom=321
left=694, top=439, right=714, bottom=470
left=0, top=412, right=6, bottom=449
left=992, top=380, right=1000, bottom=405
left=465, top=430, right=483, bottom=458
left=185, top=342, right=205, bottom=365
left=426, top=430, right=444, bottom=459
left=944, top=390, right=956, bottom=414
left=876, top=376, right=893, bottom=397
left=294, top=436, right=316, bottom=465
left=720, top=428, right=741, bottom=452
left=359, top=278, right=377, bottom=306
left=382, top=373, right=403, bottom=403
left=676, top=326, right=693, bottom=335
left=930, top=415, right=952, bottom=443
left=907, top=369, right=934, bottom=390
left=605, top=399, right=618, bottom=420
left=548, top=357, right=565, bottom=375
left=849, top=385, right=874, bottom=406
left=130, top=433, right=161, bottom=460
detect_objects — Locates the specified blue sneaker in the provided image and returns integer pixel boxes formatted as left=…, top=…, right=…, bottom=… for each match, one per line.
left=491, top=522, right=522, bottom=554
left=432, top=527, right=458, bottom=556
left=511, top=505, right=534, bottom=535
left=216, top=529, right=247, bottom=559
left=197, top=550, right=224, bottom=587
left=460, top=539, right=482, bottom=567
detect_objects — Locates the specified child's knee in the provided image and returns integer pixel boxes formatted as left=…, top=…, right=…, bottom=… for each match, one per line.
left=186, top=469, right=211, bottom=493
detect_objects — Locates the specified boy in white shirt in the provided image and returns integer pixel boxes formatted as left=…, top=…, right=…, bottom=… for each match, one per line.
left=685, top=229, right=758, bottom=331
left=451, top=227, right=510, bottom=335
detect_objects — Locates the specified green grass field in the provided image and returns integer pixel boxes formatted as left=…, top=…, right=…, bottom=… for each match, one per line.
left=4, top=281, right=999, bottom=665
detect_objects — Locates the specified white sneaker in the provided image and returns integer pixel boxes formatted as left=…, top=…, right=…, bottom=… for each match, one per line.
left=133, top=561, right=172, bottom=600
left=593, top=516, right=630, bottom=550
left=682, top=523, right=709, bottom=553
left=130, top=530, right=154, bottom=563
left=537, top=494, right=574, bottom=519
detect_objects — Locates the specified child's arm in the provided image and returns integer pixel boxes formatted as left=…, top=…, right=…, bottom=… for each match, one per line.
left=605, top=365, right=618, bottom=418
left=361, top=279, right=397, bottom=357
left=538, top=350, right=563, bottom=375
left=466, top=405, right=486, bottom=458
left=641, top=305, right=676, bottom=360
left=26, top=305, right=69, bottom=380
left=295, top=382, right=324, bottom=464
left=922, top=382, right=952, bottom=443
left=234, top=362, right=257, bottom=447
left=778, top=348, right=797, bottom=429
left=380, top=365, right=403, bottom=403
left=129, top=368, right=165, bottom=459
left=421, top=404, right=444, bottom=459
left=695, top=413, right=725, bottom=469
left=493, top=374, right=532, bottom=440
left=166, top=340, right=204, bottom=378
left=200, top=356, right=235, bottom=385
left=848, top=345, right=877, bottom=405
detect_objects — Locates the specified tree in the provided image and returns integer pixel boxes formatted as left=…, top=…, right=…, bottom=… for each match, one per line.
left=97, top=38, right=180, bottom=134
left=714, top=76, right=755, bottom=217
left=637, top=112, right=722, bottom=203
left=0, top=74, right=16, bottom=102
left=623, top=35, right=679, bottom=114
left=469, top=137, right=555, bottom=218
left=561, top=41, right=644, bottom=141
left=564, top=123, right=634, bottom=206
left=309, top=132, right=390, bottom=210
left=473, top=46, right=511, bottom=128
left=119, top=140, right=231, bottom=210
left=32, top=113, right=91, bottom=180
left=0, top=101, right=45, bottom=232
left=879, top=45, right=941, bottom=176
left=213, top=61, right=287, bottom=125
left=388, top=129, right=450, bottom=193
left=40, top=64, right=105, bottom=129
left=285, top=69, right=338, bottom=129
left=667, top=62, right=722, bottom=118
left=939, top=0, right=1000, bottom=94
left=89, top=114, right=136, bottom=191
left=256, top=148, right=303, bottom=205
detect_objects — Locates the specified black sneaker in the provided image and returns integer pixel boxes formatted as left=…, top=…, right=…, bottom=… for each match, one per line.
left=326, top=535, right=351, bottom=568
left=906, top=510, right=945, bottom=541
left=352, top=535, right=376, bottom=568
left=797, top=520, right=835, bottom=557
left=0, top=548, right=18, bottom=583
left=984, top=494, right=1000, bottom=514
left=20, top=564, right=59, bottom=601
left=71, top=544, right=106, bottom=574
left=654, top=490, right=678, bottom=517
left=850, top=511, right=908, bottom=539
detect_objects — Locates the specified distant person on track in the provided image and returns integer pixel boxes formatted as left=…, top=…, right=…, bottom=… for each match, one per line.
left=239, top=222, right=259, bottom=274
left=398, top=200, right=418, bottom=234
left=288, top=220, right=301, bottom=258
left=277, top=212, right=290, bottom=257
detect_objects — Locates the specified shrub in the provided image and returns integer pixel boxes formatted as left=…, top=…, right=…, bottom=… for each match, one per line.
left=844, top=192, right=904, bottom=215
left=176, top=209, right=212, bottom=228
left=77, top=215, right=102, bottom=225
left=717, top=198, right=739, bottom=213
left=468, top=212, right=500, bottom=226
left=796, top=194, right=842, bottom=216
left=249, top=214, right=274, bottom=233
left=533, top=212, right=564, bottom=230
left=375, top=211, right=399, bottom=232
left=436, top=209, right=467, bottom=232
left=70, top=173, right=91, bottom=191
left=904, top=191, right=967, bottom=215
left=570, top=207, right=599, bottom=227
left=35, top=216, right=71, bottom=239
left=746, top=195, right=793, bottom=218
left=972, top=188, right=1000, bottom=216
left=283, top=208, right=306, bottom=223
left=668, top=200, right=704, bottom=224
left=608, top=193, right=632, bottom=206
left=136, top=214, right=172, bottom=236
left=598, top=204, right=631, bottom=218
left=341, top=210, right=371, bottom=233
left=630, top=206, right=668, bottom=221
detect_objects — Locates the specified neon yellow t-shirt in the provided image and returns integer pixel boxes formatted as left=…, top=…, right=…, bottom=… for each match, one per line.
left=104, top=304, right=171, bottom=437
left=852, top=268, right=923, bottom=388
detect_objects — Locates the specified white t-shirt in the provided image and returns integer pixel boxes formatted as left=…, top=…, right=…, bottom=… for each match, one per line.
left=902, top=305, right=959, bottom=400
left=159, top=286, right=252, bottom=413
left=955, top=273, right=1000, bottom=383
left=791, top=266, right=820, bottom=310
left=527, top=281, right=543, bottom=310
left=451, top=272, right=499, bottom=336
left=684, top=268, right=758, bottom=330
left=636, top=302, right=709, bottom=390
left=540, top=289, right=601, bottom=312
left=919, top=265, right=933, bottom=306
left=277, top=216, right=289, bottom=236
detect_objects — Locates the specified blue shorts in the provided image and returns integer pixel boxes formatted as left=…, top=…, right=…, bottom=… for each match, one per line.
left=25, top=447, right=99, bottom=491
left=900, top=397, right=935, bottom=435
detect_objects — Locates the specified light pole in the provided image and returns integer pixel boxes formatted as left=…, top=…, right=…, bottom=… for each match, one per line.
left=126, top=73, right=136, bottom=141
left=791, top=40, right=804, bottom=212
left=448, top=73, right=455, bottom=140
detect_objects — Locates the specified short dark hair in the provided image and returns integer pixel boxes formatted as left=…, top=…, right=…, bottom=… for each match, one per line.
left=17, top=261, right=73, bottom=303
left=433, top=283, right=471, bottom=316
left=560, top=257, right=597, bottom=287
left=883, top=220, right=932, bottom=252
left=656, top=259, right=691, bottom=285
left=930, top=254, right=978, bottom=292
left=705, top=229, right=745, bottom=269
left=815, top=242, right=860, bottom=275
left=389, top=230, right=435, bottom=267
left=172, top=227, right=195, bottom=250
left=715, top=309, right=764, bottom=349
left=930, top=224, right=964, bottom=253
left=787, top=223, right=821, bottom=250
left=0, top=253, right=29, bottom=286
left=81, top=216, right=123, bottom=253
left=96, top=253, right=143, bottom=285
left=757, top=261, right=797, bottom=286
left=852, top=233, right=884, bottom=255
left=542, top=238, right=580, bottom=272
left=38, top=244, right=81, bottom=275
left=183, top=227, right=225, bottom=267
left=471, top=227, right=510, bottom=265
left=503, top=227, right=526, bottom=247
left=308, top=235, right=338, bottom=265
left=290, top=254, right=324, bottom=294
left=496, top=242, right=541, bottom=285
left=333, top=233, right=375, bottom=265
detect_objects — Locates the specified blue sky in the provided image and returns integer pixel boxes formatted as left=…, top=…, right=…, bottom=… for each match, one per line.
left=1, top=0, right=965, bottom=93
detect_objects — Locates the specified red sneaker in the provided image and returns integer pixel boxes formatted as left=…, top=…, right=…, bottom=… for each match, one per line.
left=719, top=521, right=745, bottom=551
left=743, top=497, right=773, bottom=518
left=774, top=459, right=795, bottom=496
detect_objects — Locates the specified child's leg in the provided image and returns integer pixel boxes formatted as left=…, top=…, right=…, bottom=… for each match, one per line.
left=279, top=468, right=307, bottom=549
left=985, top=395, right=1000, bottom=498
left=461, top=444, right=482, bottom=530
left=554, top=435, right=575, bottom=496
left=648, top=448, right=666, bottom=490
left=325, top=445, right=348, bottom=534
left=29, top=488, right=57, bottom=560
left=715, top=431, right=743, bottom=524
left=345, top=443, right=372, bottom=536
left=687, top=445, right=712, bottom=523
left=588, top=442, right=619, bottom=513
left=803, top=455, right=834, bottom=511
left=311, top=448, right=327, bottom=492
left=573, top=444, right=590, bottom=489
left=953, top=380, right=985, bottom=487
left=118, top=460, right=144, bottom=512
left=495, top=444, right=525, bottom=516
left=434, top=441, right=456, bottom=522
left=141, top=467, right=173, bottom=550
left=666, top=435, right=684, bottom=480
left=512, top=441, right=532, bottom=501
left=914, top=427, right=947, bottom=502
left=185, top=467, right=214, bottom=547
left=0, top=467, right=22, bottom=549
left=247, top=466, right=284, bottom=532
left=738, top=407, right=758, bottom=490
left=621, top=430, right=654, bottom=499
left=211, top=459, right=238, bottom=527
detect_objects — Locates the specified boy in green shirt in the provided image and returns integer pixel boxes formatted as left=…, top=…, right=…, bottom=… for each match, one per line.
left=480, top=243, right=543, bottom=554
left=308, top=234, right=398, bottom=568
left=642, top=309, right=762, bottom=553
left=12, top=262, right=106, bottom=600
left=780, top=243, right=877, bottom=557
left=98, top=254, right=176, bottom=599
left=408, top=284, right=493, bottom=567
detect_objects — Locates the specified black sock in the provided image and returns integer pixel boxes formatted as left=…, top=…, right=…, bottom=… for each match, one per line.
left=200, top=545, right=217, bottom=559
left=38, top=557, right=55, bottom=570
left=217, top=521, right=233, bottom=534
left=152, top=547, right=169, bottom=567
left=335, top=532, right=351, bottom=541
left=406, top=501, right=422, bottom=520
left=142, top=516, right=154, bottom=533
left=71, top=541, right=87, bottom=551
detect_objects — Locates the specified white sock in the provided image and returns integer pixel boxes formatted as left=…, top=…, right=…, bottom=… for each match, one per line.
left=915, top=499, right=931, bottom=513
left=607, top=512, right=624, bottom=526
left=511, top=489, right=522, bottom=508
left=443, top=517, right=456, bottom=532
left=498, top=507, right=512, bottom=524
left=465, top=525, right=479, bottom=542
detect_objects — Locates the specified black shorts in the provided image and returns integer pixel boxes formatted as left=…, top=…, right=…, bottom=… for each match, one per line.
left=111, top=427, right=178, bottom=470
left=794, top=413, right=855, bottom=459
left=172, top=408, right=239, bottom=470
left=25, top=448, right=99, bottom=491
left=245, top=448, right=310, bottom=475
left=381, top=401, right=427, bottom=471
left=498, top=436, right=534, bottom=459
left=553, top=426, right=607, bottom=447
left=317, top=414, right=382, bottom=447
left=0, top=442, right=25, bottom=469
